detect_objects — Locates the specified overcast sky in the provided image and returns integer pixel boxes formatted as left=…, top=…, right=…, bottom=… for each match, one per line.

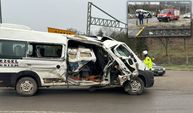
left=1, top=0, right=192, bottom=33
left=1, top=0, right=128, bottom=33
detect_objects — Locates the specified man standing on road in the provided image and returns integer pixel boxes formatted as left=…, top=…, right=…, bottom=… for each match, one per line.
left=143, top=50, right=153, bottom=70
left=138, top=11, right=144, bottom=25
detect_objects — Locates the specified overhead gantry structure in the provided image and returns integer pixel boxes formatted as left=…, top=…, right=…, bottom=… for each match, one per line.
left=86, top=2, right=127, bottom=35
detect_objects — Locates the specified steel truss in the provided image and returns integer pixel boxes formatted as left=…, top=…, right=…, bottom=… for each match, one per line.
left=86, top=2, right=127, bottom=35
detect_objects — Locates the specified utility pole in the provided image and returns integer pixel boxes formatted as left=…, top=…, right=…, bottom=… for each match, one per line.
left=0, top=0, right=2, bottom=23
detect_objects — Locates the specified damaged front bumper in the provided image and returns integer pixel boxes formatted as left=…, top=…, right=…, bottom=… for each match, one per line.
left=139, top=70, right=154, bottom=88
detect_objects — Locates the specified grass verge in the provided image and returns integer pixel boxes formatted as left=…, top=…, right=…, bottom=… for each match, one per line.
left=162, top=64, right=193, bottom=71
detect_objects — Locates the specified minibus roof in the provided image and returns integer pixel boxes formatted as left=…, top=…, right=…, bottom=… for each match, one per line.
left=0, top=24, right=67, bottom=44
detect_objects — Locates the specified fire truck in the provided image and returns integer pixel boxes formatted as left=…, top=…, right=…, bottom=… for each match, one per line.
left=157, top=8, right=180, bottom=22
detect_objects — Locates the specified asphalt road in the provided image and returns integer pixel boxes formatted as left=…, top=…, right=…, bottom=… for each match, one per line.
left=0, top=70, right=193, bottom=113
left=128, top=16, right=191, bottom=28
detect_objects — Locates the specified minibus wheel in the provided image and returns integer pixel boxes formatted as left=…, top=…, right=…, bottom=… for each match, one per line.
left=123, top=77, right=144, bottom=95
left=16, top=77, right=38, bottom=96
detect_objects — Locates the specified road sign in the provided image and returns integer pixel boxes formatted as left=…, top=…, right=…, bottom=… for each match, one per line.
left=48, top=27, right=75, bottom=35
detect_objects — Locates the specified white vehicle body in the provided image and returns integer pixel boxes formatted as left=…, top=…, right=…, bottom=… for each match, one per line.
left=0, top=24, right=153, bottom=96
left=183, top=13, right=191, bottom=19
left=102, top=39, right=148, bottom=71
left=136, top=9, right=152, bottom=18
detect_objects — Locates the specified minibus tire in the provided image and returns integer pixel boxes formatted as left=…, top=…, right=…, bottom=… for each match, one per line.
left=16, top=77, right=38, bottom=96
left=123, top=77, right=144, bottom=95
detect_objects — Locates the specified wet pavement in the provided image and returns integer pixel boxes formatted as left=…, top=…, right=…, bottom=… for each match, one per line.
left=128, top=17, right=191, bottom=28
left=0, top=70, right=193, bottom=113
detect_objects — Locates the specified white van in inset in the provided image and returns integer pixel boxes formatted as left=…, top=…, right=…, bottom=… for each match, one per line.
left=0, top=24, right=154, bottom=96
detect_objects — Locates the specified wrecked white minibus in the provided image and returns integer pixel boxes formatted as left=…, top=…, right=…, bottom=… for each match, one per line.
left=0, top=24, right=154, bottom=96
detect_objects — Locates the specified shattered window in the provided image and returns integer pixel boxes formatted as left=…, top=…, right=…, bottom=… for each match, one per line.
left=80, top=52, right=92, bottom=58
left=116, top=45, right=132, bottom=57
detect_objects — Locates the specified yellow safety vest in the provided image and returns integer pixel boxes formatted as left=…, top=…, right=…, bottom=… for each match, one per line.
left=144, top=56, right=153, bottom=70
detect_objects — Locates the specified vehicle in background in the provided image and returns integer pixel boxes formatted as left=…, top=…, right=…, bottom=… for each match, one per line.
left=183, top=13, right=191, bottom=19
left=152, top=63, right=166, bottom=76
left=0, top=23, right=154, bottom=96
left=128, top=13, right=136, bottom=19
left=136, top=9, right=153, bottom=18
left=157, top=8, right=180, bottom=22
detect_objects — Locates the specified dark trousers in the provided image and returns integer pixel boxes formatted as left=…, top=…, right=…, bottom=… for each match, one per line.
left=139, top=19, right=144, bottom=25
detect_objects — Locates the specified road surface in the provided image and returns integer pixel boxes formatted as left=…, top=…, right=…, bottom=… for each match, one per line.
left=127, top=17, right=191, bottom=37
left=0, top=70, right=193, bottom=113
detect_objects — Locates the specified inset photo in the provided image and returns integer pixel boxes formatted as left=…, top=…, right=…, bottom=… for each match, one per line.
left=127, top=0, right=192, bottom=38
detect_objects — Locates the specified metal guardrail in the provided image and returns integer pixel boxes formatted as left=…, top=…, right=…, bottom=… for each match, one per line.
left=136, top=27, right=191, bottom=38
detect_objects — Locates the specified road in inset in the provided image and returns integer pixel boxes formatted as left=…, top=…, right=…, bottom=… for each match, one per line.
left=128, top=17, right=191, bottom=28
left=0, top=70, right=193, bottom=113
left=127, top=17, right=191, bottom=37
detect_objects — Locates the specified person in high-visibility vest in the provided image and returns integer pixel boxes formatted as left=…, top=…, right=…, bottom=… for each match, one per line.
left=143, top=50, right=153, bottom=70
